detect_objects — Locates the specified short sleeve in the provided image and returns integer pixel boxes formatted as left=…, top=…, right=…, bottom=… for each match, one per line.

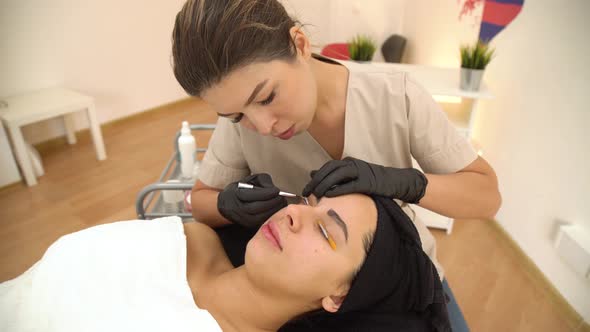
left=405, top=75, right=477, bottom=174
left=198, top=118, right=250, bottom=189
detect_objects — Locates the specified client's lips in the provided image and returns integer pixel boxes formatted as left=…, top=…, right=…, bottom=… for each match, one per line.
left=262, top=221, right=282, bottom=250
left=276, top=126, right=295, bottom=140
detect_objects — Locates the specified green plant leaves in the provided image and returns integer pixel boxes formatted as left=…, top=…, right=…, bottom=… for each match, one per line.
left=459, top=41, right=495, bottom=69
left=348, top=35, right=377, bottom=61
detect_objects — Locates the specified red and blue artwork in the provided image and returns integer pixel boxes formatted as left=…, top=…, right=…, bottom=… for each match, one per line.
left=459, top=0, right=524, bottom=42
left=479, top=0, right=524, bottom=42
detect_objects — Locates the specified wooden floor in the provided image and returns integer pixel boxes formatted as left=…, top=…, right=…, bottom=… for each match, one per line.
left=0, top=98, right=587, bottom=332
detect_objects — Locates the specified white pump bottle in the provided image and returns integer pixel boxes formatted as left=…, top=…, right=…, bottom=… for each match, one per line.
left=178, top=121, right=196, bottom=180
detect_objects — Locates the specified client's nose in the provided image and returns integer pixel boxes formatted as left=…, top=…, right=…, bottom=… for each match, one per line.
left=284, top=205, right=304, bottom=233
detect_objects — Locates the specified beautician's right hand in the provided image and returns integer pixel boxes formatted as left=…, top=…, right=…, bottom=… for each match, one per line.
left=217, top=173, right=288, bottom=228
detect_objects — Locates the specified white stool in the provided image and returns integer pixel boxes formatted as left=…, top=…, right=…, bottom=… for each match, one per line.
left=0, top=87, right=107, bottom=186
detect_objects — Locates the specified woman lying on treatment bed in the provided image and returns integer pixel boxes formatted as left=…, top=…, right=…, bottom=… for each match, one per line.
left=0, top=194, right=451, bottom=332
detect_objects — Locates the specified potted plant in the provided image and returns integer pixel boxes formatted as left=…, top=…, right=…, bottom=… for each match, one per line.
left=459, top=41, right=495, bottom=90
left=348, top=35, right=377, bottom=62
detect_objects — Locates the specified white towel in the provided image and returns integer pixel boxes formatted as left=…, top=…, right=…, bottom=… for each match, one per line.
left=0, top=217, right=222, bottom=332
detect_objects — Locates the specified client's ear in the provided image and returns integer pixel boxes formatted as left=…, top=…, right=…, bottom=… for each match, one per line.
left=321, top=284, right=349, bottom=313
left=321, top=295, right=346, bottom=313
left=321, top=281, right=350, bottom=312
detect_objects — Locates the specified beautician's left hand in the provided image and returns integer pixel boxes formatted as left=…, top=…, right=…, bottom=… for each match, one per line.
left=302, top=157, right=428, bottom=204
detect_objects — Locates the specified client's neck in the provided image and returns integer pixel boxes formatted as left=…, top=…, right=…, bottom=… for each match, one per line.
left=200, top=267, right=316, bottom=332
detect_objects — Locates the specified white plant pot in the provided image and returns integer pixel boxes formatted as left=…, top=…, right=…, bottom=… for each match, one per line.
left=460, top=68, right=485, bottom=91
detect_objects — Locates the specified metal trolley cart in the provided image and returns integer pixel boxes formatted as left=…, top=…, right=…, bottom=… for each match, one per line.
left=135, top=124, right=215, bottom=221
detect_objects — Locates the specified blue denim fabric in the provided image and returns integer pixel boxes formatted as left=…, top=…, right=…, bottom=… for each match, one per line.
left=442, top=279, right=470, bottom=332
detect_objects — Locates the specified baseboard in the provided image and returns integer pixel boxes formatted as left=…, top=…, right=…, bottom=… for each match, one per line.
left=489, top=220, right=588, bottom=329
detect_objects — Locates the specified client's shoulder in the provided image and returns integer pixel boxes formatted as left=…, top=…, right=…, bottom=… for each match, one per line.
left=184, top=222, right=233, bottom=278
left=183, top=220, right=218, bottom=240
left=183, top=221, right=225, bottom=257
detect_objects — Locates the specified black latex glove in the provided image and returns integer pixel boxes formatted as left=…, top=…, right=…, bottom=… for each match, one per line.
left=302, top=157, right=428, bottom=204
left=218, top=173, right=288, bottom=228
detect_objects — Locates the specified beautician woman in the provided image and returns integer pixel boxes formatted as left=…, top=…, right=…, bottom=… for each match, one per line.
left=172, top=0, right=500, bottom=319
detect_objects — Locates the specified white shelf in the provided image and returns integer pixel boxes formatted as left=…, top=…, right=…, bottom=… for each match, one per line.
left=369, top=62, right=494, bottom=99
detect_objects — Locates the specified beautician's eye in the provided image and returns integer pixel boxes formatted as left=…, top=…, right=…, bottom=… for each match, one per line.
left=230, top=113, right=244, bottom=123
left=259, top=91, right=275, bottom=106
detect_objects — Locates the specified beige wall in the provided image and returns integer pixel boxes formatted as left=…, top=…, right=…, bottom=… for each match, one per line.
left=280, top=0, right=405, bottom=62
left=1, top=0, right=404, bottom=145
left=0, top=0, right=188, bottom=144
left=402, top=0, right=481, bottom=65
left=403, top=0, right=590, bottom=322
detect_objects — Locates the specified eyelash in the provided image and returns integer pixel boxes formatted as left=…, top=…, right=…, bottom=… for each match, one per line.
left=316, top=220, right=331, bottom=243
left=230, top=113, right=244, bottom=123
left=230, top=91, right=275, bottom=124
left=259, top=91, right=275, bottom=106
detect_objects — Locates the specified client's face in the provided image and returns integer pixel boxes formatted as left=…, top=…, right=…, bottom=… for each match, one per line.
left=245, top=194, right=377, bottom=311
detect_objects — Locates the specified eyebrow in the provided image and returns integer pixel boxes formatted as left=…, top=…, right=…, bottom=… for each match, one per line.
left=244, top=79, right=268, bottom=106
left=327, top=209, right=348, bottom=242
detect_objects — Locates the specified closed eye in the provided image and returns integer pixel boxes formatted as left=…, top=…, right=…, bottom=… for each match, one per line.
left=230, top=113, right=244, bottom=123
left=259, top=91, right=275, bottom=106
left=317, top=220, right=337, bottom=250
left=316, top=220, right=331, bottom=243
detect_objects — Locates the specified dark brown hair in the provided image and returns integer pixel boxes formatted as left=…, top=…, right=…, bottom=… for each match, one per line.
left=172, top=0, right=299, bottom=96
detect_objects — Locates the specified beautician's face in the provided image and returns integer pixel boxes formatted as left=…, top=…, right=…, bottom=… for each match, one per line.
left=201, top=29, right=318, bottom=139
left=245, top=194, right=377, bottom=306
